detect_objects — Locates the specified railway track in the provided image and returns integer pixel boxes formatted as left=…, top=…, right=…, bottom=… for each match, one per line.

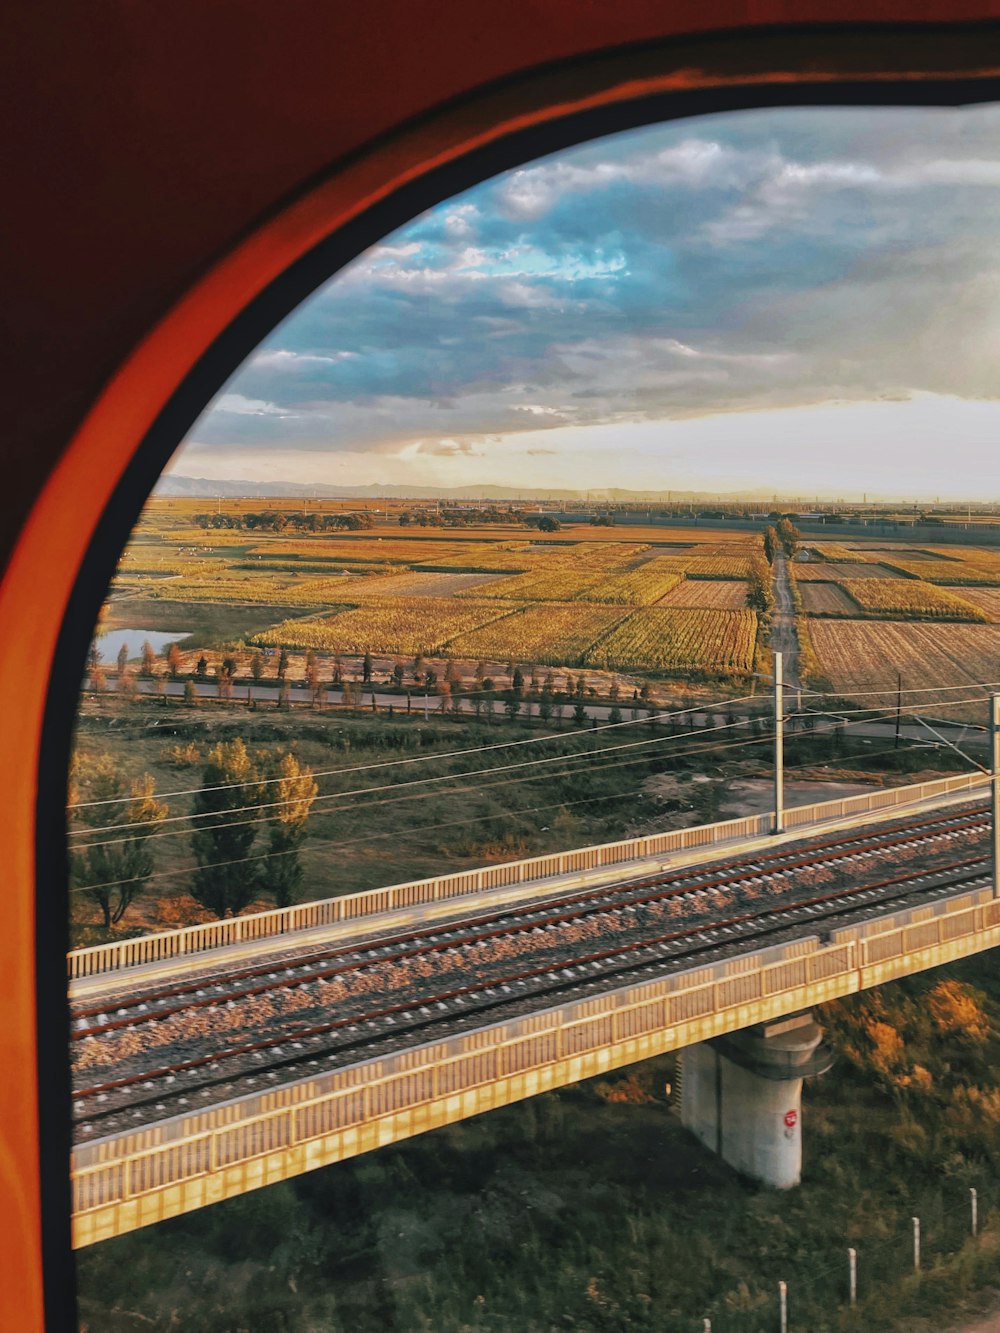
left=72, top=800, right=991, bottom=1139
left=71, top=799, right=989, bottom=1037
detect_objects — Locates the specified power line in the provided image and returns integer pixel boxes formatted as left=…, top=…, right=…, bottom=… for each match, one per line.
left=69, top=715, right=771, bottom=852
left=68, top=691, right=761, bottom=811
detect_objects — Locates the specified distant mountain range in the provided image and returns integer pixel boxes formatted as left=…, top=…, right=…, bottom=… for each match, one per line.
left=155, top=475, right=843, bottom=503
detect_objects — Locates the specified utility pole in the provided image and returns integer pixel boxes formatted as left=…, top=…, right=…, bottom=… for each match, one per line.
left=773, top=649, right=784, bottom=834
left=895, top=672, right=902, bottom=750
left=992, top=694, right=1000, bottom=900
left=848, top=1248, right=857, bottom=1308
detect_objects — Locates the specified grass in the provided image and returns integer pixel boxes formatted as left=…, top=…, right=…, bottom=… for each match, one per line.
left=69, top=700, right=678, bottom=940
left=99, top=598, right=305, bottom=647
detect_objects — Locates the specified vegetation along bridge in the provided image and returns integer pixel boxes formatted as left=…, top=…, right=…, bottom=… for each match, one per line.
left=70, top=756, right=1000, bottom=1247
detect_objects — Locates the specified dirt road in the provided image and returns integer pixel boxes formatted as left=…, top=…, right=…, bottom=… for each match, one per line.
left=770, top=550, right=801, bottom=690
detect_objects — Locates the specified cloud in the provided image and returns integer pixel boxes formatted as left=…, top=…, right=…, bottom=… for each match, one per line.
left=180, top=102, right=1000, bottom=493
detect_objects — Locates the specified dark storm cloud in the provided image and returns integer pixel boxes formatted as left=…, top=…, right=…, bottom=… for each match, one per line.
left=187, top=104, right=1000, bottom=459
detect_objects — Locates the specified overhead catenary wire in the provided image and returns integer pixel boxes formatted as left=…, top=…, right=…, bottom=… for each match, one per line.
left=68, top=711, right=770, bottom=842
left=69, top=713, right=775, bottom=852
left=69, top=686, right=991, bottom=856
left=71, top=720, right=813, bottom=890
left=68, top=712, right=972, bottom=895
left=68, top=691, right=762, bottom=811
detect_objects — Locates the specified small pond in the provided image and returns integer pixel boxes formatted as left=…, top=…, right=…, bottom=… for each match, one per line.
left=92, top=628, right=190, bottom=663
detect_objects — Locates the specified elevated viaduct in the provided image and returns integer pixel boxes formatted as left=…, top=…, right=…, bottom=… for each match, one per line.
left=70, top=771, right=1000, bottom=1247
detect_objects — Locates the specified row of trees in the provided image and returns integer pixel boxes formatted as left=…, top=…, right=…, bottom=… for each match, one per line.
left=763, top=517, right=801, bottom=564
left=191, top=509, right=375, bottom=532
left=70, top=740, right=319, bottom=929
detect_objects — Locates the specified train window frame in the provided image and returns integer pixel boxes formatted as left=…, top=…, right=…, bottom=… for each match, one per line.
left=9, top=21, right=1000, bottom=1328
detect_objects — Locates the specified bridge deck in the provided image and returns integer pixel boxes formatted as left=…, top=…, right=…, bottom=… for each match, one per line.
left=69, top=772, right=997, bottom=1247
left=70, top=772, right=988, bottom=1001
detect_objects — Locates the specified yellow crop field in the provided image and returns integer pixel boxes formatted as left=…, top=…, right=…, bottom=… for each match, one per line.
left=446, top=603, right=626, bottom=665
left=146, top=575, right=365, bottom=605
left=804, top=543, right=872, bottom=563
left=809, top=620, right=1000, bottom=720
left=330, top=570, right=504, bottom=598
left=155, top=529, right=258, bottom=547
left=953, top=588, right=1000, bottom=621
left=577, top=561, right=685, bottom=605
left=680, top=555, right=754, bottom=579
left=877, top=557, right=1000, bottom=585
left=795, top=561, right=895, bottom=581
left=657, top=580, right=750, bottom=610
left=252, top=598, right=514, bottom=656
left=925, top=546, right=1000, bottom=567
left=460, top=569, right=605, bottom=602
left=839, top=579, right=989, bottom=621
left=584, top=608, right=758, bottom=674
left=424, top=546, right=535, bottom=573
left=252, top=539, right=470, bottom=564
left=117, top=552, right=219, bottom=575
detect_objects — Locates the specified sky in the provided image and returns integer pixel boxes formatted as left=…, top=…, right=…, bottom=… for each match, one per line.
left=172, top=104, right=1000, bottom=500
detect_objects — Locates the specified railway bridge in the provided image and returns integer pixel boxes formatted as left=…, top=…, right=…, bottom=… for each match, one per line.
left=70, top=769, right=1000, bottom=1247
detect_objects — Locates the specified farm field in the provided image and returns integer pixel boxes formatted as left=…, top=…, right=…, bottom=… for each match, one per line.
left=446, top=603, right=627, bottom=665
left=254, top=597, right=515, bottom=656
left=838, top=578, right=988, bottom=622
left=953, top=587, right=1000, bottom=621
left=809, top=620, right=1000, bottom=719
left=657, top=579, right=750, bottom=609
left=98, top=598, right=306, bottom=646
left=585, top=607, right=758, bottom=674
left=878, top=557, right=1000, bottom=585
left=141, top=575, right=367, bottom=606
left=795, top=561, right=896, bottom=580
left=798, top=583, right=857, bottom=616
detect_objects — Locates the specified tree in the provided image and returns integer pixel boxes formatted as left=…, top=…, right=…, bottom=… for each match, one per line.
left=277, top=647, right=289, bottom=681
left=69, top=754, right=168, bottom=929
left=512, top=666, right=524, bottom=692
left=362, top=651, right=373, bottom=683
left=392, top=661, right=405, bottom=690
left=332, top=654, right=344, bottom=685
left=763, top=525, right=778, bottom=565
left=305, top=656, right=321, bottom=704
left=535, top=515, right=561, bottom=532
left=538, top=687, right=554, bottom=724
left=776, top=517, right=800, bottom=559
left=504, top=694, right=520, bottom=724
left=573, top=699, right=588, bottom=726
left=117, top=643, right=129, bottom=676
left=261, top=752, right=318, bottom=908
left=166, top=642, right=182, bottom=679
left=413, top=652, right=425, bottom=681
left=183, top=678, right=198, bottom=706
left=424, top=667, right=438, bottom=690
left=190, top=739, right=262, bottom=918
left=140, top=641, right=157, bottom=677
left=195, top=654, right=209, bottom=680
left=249, top=652, right=263, bottom=684
left=608, top=705, right=623, bottom=726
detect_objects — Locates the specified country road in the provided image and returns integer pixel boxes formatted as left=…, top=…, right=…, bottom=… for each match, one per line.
left=770, top=550, right=800, bottom=691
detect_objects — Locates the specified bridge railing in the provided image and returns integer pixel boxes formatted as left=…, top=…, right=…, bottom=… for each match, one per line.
left=71, top=881, right=1000, bottom=1240
left=68, top=770, right=988, bottom=981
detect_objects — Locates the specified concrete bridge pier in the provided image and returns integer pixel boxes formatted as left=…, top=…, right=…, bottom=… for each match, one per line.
left=679, top=1011, right=833, bottom=1189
